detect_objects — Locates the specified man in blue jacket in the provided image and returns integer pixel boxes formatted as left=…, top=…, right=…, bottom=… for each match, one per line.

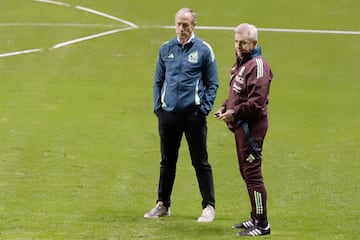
left=144, top=7, right=219, bottom=222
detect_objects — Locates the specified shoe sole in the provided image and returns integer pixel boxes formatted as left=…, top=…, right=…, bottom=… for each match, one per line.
left=144, top=213, right=170, bottom=219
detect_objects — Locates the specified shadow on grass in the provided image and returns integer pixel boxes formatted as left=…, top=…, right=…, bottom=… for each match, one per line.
left=107, top=211, right=242, bottom=239
left=80, top=206, right=273, bottom=239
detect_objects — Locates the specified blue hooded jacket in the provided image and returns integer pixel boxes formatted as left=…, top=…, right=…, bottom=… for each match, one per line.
left=153, top=35, right=219, bottom=115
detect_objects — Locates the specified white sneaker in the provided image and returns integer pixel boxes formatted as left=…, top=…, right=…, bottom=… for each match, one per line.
left=144, top=201, right=170, bottom=218
left=197, top=205, right=215, bottom=222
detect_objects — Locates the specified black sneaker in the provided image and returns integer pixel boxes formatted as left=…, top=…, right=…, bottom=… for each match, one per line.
left=236, top=224, right=271, bottom=236
left=232, top=218, right=256, bottom=229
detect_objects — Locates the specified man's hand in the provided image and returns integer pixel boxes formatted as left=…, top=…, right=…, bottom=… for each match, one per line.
left=215, top=108, right=235, bottom=122
left=214, top=108, right=223, bottom=119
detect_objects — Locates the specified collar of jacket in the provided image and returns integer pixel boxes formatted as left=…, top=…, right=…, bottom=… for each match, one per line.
left=235, top=46, right=263, bottom=65
left=177, top=33, right=196, bottom=47
left=251, top=46, right=262, bottom=58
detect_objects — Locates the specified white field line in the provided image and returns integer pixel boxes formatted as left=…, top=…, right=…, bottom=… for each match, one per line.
left=50, top=27, right=134, bottom=49
left=3, top=23, right=359, bottom=35
left=0, top=49, right=42, bottom=58
left=33, top=0, right=138, bottom=29
left=3, top=0, right=358, bottom=58
left=163, top=25, right=360, bottom=35
left=34, top=0, right=70, bottom=7
left=75, top=6, right=138, bottom=28
left=258, top=27, right=360, bottom=35
left=0, top=23, right=123, bottom=28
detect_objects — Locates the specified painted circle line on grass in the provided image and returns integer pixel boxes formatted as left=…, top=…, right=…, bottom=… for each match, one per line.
left=0, top=49, right=43, bottom=58
left=1, top=0, right=359, bottom=58
left=0, top=0, right=138, bottom=58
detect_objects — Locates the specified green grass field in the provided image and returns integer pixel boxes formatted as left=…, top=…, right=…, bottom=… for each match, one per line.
left=1, top=0, right=359, bottom=239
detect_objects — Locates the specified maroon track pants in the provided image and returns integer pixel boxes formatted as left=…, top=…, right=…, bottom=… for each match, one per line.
left=233, top=119, right=268, bottom=222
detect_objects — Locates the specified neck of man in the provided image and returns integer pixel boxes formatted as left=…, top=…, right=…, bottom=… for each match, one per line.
left=178, top=33, right=194, bottom=46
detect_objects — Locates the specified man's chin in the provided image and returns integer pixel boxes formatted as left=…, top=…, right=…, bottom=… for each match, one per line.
left=236, top=52, right=243, bottom=59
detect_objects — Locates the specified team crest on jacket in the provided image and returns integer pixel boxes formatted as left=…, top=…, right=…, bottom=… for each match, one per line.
left=188, top=51, right=198, bottom=63
left=232, top=68, right=245, bottom=93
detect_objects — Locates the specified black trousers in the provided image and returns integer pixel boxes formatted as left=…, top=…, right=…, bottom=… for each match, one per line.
left=156, top=109, right=215, bottom=209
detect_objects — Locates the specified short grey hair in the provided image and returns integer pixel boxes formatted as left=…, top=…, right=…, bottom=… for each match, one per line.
left=175, top=8, right=197, bottom=24
left=234, top=23, right=258, bottom=41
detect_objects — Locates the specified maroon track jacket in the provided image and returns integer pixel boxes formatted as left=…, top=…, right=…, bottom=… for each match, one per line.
left=222, top=47, right=273, bottom=134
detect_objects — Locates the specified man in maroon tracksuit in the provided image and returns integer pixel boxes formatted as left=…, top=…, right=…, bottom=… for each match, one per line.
left=215, top=23, right=273, bottom=236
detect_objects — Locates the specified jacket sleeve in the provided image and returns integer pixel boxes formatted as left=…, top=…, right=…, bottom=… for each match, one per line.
left=200, top=46, right=219, bottom=115
left=153, top=49, right=165, bottom=114
left=233, top=61, right=271, bottom=121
